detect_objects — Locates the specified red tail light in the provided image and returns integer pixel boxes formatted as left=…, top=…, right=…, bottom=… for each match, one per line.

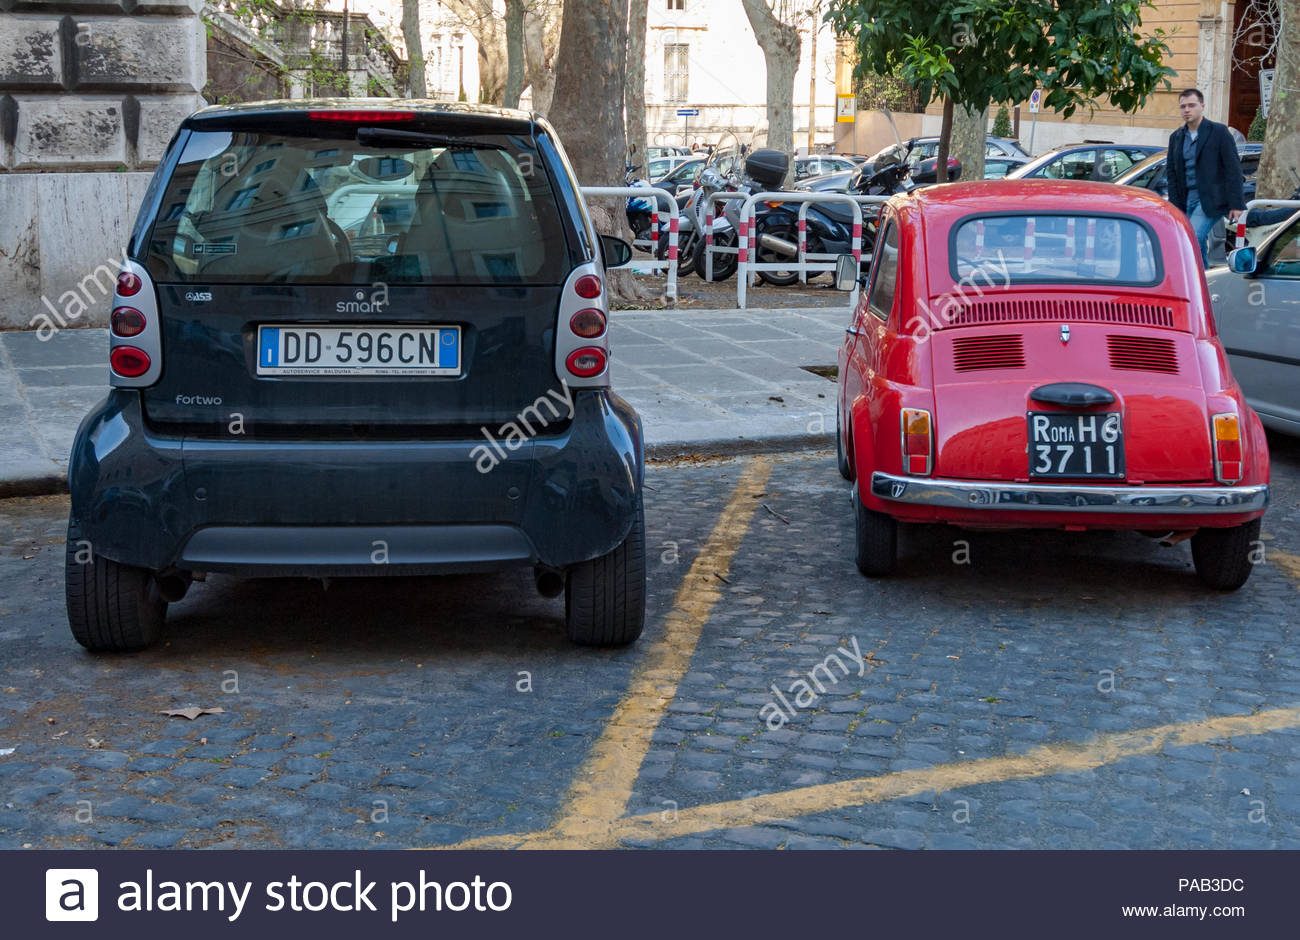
left=901, top=408, right=932, bottom=475
left=573, top=274, right=602, bottom=299
left=116, top=271, right=142, bottom=297
left=110, top=346, right=151, bottom=378
left=566, top=347, right=607, bottom=378
left=1212, top=413, right=1242, bottom=483
left=110, top=306, right=146, bottom=337
left=308, top=110, right=416, bottom=122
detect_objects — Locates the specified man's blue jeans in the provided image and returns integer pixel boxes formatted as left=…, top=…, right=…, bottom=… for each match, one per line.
left=1187, top=200, right=1216, bottom=267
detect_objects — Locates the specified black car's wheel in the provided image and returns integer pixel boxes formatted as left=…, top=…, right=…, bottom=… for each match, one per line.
left=65, top=518, right=166, bottom=652
left=836, top=404, right=854, bottom=481
left=854, top=496, right=897, bottom=577
left=565, top=499, right=646, bottom=646
left=694, top=230, right=738, bottom=281
left=1191, top=518, right=1260, bottom=591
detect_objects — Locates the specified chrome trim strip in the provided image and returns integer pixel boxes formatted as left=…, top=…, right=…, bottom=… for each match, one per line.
left=870, top=473, right=1269, bottom=514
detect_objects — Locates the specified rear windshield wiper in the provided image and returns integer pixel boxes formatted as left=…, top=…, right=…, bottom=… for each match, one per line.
left=356, top=127, right=507, bottom=151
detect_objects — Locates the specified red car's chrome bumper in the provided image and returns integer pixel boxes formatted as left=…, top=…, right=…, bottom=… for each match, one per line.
left=870, top=473, right=1269, bottom=515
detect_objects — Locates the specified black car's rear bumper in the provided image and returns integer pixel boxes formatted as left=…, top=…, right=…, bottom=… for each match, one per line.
left=68, top=389, right=643, bottom=575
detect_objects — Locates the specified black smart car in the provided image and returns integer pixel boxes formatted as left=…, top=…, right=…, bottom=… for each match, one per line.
left=66, top=99, right=645, bottom=651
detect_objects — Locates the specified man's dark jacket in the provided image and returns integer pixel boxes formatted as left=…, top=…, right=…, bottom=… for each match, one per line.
left=1166, top=118, right=1245, bottom=218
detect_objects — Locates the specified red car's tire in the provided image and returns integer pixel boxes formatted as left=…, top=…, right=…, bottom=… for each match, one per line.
left=1190, top=518, right=1260, bottom=591
left=854, top=497, right=896, bottom=577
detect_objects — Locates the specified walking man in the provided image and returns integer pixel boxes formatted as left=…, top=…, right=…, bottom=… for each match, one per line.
left=1166, top=88, right=1245, bottom=266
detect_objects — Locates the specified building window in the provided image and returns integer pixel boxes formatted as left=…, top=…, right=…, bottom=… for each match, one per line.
left=667, top=0, right=685, bottom=9
left=664, top=43, right=689, bottom=102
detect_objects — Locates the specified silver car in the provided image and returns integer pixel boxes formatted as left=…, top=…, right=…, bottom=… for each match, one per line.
left=1208, top=213, right=1300, bottom=434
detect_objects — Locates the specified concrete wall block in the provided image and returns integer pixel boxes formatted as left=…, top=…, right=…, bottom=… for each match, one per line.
left=135, top=91, right=200, bottom=164
left=0, top=15, right=63, bottom=89
left=133, top=0, right=205, bottom=14
left=0, top=175, right=43, bottom=328
left=74, top=15, right=203, bottom=91
left=13, top=94, right=126, bottom=167
left=33, top=171, right=146, bottom=330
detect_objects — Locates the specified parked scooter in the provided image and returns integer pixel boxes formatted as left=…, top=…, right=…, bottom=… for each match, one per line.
left=625, top=164, right=655, bottom=250
left=738, top=153, right=914, bottom=286
left=652, top=167, right=740, bottom=280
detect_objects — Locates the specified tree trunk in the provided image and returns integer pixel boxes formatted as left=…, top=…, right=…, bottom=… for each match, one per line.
left=503, top=0, right=526, bottom=108
left=626, top=0, right=649, bottom=172
left=1257, top=1, right=1299, bottom=199
left=934, top=97, right=955, bottom=184
left=549, top=0, right=655, bottom=304
left=523, top=2, right=560, bottom=114
left=401, top=0, right=426, bottom=98
left=741, top=0, right=803, bottom=182
left=950, top=103, right=988, bottom=183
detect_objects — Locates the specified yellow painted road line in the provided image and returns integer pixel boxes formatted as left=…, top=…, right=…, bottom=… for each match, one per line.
left=443, top=456, right=774, bottom=850
left=445, top=704, right=1300, bottom=850
left=1269, top=549, right=1300, bottom=586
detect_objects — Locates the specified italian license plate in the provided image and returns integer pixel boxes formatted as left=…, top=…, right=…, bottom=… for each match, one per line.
left=1028, top=411, right=1124, bottom=479
left=256, top=325, right=460, bottom=376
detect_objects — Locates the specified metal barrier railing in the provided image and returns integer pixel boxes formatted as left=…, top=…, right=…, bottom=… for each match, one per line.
left=795, top=195, right=890, bottom=285
left=1232, top=199, right=1300, bottom=250
left=703, top=191, right=749, bottom=283
left=737, top=191, right=869, bottom=309
left=580, top=186, right=679, bottom=303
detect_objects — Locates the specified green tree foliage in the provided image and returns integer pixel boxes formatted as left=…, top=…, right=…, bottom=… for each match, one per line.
left=827, top=0, right=1176, bottom=162
left=1248, top=107, right=1268, bottom=142
left=991, top=104, right=1012, bottom=137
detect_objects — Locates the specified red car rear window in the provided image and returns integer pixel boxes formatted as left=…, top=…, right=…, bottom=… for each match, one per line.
left=951, top=213, right=1161, bottom=286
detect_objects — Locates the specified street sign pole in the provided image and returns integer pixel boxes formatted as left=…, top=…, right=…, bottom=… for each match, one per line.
left=1027, top=89, right=1042, bottom=155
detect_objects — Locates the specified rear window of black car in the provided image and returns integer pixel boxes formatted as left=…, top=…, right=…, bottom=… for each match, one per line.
left=145, top=129, right=571, bottom=285
left=951, top=213, right=1161, bottom=285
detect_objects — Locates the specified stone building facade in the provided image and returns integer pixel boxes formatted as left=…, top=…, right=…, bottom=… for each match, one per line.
left=0, top=0, right=206, bottom=329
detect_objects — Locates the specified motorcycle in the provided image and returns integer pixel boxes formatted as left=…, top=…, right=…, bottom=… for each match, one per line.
left=650, top=167, right=741, bottom=280
left=625, top=164, right=656, bottom=250
left=741, top=157, right=914, bottom=286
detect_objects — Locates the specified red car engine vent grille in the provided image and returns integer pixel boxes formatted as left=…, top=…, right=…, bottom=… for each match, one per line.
left=1107, top=334, right=1180, bottom=374
left=951, top=334, right=1026, bottom=372
left=948, top=298, right=1174, bottom=329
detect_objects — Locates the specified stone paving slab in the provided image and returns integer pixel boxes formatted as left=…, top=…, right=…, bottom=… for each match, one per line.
left=0, top=307, right=848, bottom=495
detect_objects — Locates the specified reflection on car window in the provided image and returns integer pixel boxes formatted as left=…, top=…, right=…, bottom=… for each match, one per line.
left=952, top=214, right=1159, bottom=284
left=867, top=222, right=899, bottom=321
left=1042, top=150, right=1097, bottom=180
left=1098, top=150, right=1137, bottom=181
left=1263, top=220, right=1300, bottom=278
left=147, top=130, right=567, bottom=285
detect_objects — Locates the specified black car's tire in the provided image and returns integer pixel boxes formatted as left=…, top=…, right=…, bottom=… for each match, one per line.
left=854, top=497, right=897, bottom=577
left=1191, top=518, right=1260, bottom=591
left=565, top=500, right=646, bottom=646
left=836, top=404, right=854, bottom=481
left=694, top=231, right=738, bottom=281
left=65, top=518, right=166, bottom=652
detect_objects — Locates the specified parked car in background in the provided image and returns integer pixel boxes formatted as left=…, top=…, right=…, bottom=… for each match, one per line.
left=1207, top=216, right=1300, bottom=434
left=838, top=180, right=1269, bottom=589
left=1115, top=145, right=1263, bottom=204
left=983, top=156, right=1030, bottom=178
left=794, top=154, right=861, bottom=181
left=1007, top=142, right=1163, bottom=182
left=653, top=155, right=706, bottom=189
left=793, top=168, right=858, bottom=193
left=648, top=146, right=690, bottom=161
left=647, top=154, right=693, bottom=180
left=67, top=100, right=648, bottom=650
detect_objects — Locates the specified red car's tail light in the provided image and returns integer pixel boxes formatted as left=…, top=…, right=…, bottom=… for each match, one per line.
left=569, top=309, right=607, bottom=339
left=566, top=347, right=607, bottom=378
left=902, top=408, right=932, bottom=476
left=110, top=306, right=146, bottom=337
left=1212, top=413, right=1242, bottom=483
left=116, top=271, right=142, bottom=297
left=573, top=274, right=602, bottom=299
left=110, top=346, right=151, bottom=378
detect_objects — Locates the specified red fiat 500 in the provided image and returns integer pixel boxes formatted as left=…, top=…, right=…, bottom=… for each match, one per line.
left=836, top=180, right=1269, bottom=589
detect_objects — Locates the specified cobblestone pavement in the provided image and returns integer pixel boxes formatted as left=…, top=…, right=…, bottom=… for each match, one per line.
left=1, top=433, right=1298, bottom=850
